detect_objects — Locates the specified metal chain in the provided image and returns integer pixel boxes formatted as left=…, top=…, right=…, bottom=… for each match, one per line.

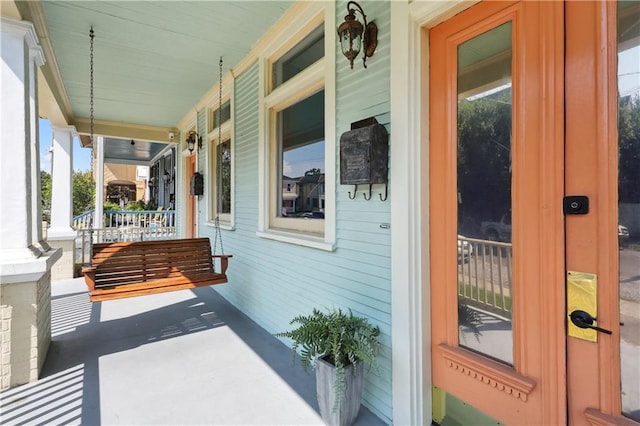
left=89, top=27, right=95, bottom=260
left=213, top=57, right=224, bottom=257
left=89, top=27, right=95, bottom=174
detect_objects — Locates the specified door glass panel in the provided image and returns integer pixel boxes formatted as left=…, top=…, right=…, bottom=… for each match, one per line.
left=457, top=22, right=514, bottom=365
left=617, top=1, right=640, bottom=421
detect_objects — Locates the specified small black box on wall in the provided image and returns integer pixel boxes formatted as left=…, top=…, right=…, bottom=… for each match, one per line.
left=190, top=172, right=204, bottom=196
left=340, top=119, right=389, bottom=185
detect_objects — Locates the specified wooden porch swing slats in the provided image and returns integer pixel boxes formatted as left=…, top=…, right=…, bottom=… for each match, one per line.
left=82, top=238, right=231, bottom=302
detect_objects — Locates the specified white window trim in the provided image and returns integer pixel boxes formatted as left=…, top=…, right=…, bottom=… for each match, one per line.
left=257, top=2, right=335, bottom=251
left=388, top=1, right=479, bottom=425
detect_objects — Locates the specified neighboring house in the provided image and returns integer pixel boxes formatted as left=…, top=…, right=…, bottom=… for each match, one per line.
left=281, top=175, right=298, bottom=215
left=103, top=163, right=146, bottom=206
left=1, top=1, right=639, bottom=425
left=297, top=172, right=325, bottom=216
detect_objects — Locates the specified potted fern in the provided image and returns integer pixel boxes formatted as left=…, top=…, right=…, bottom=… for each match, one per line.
left=276, top=308, right=380, bottom=426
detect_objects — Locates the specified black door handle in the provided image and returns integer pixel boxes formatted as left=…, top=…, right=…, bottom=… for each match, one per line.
left=569, top=310, right=612, bottom=335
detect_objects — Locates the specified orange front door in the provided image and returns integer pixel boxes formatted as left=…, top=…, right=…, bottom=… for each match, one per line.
left=429, top=1, right=639, bottom=424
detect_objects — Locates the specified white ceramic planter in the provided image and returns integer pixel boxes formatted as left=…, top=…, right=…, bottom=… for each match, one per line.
left=315, top=357, right=364, bottom=426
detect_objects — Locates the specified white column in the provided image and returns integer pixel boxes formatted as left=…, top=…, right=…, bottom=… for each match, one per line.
left=48, top=127, right=75, bottom=237
left=0, top=17, right=61, bottom=391
left=0, top=18, right=43, bottom=262
left=48, top=126, right=76, bottom=280
left=95, top=136, right=105, bottom=228
left=28, top=46, right=50, bottom=253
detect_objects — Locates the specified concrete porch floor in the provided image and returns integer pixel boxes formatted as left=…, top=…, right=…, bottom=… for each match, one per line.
left=0, top=278, right=385, bottom=425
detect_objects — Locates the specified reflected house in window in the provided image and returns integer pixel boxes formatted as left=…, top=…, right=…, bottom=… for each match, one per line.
left=297, top=170, right=325, bottom=217
left=281, top=175, right=299, bottom=216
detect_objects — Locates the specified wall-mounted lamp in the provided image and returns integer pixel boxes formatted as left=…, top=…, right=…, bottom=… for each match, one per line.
left=337, top=1, right=378, bottom=69
left=186, top=130, right=202, bottom=153
left=163, top=171, right=171, bottom=183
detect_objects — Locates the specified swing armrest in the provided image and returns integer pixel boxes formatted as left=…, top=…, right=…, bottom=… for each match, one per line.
left=82, top=266, right=97, bottom=291
left=212, top=254, right=232, bottom=275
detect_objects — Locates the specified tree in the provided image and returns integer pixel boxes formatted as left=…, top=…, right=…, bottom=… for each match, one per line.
left=618, top=95, right=640, bottom=203
left=305, top=167, right=321, bottom=176
left=457, top=87, right=512, bottom=232
left=41, top=171, right=52, bottom=221
left=73, top=170, right=95, bottom=216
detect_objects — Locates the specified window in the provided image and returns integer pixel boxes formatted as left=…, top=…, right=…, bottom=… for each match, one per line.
left=208, top=98, right=233, bottom=227
left=209, top=100, right=231, bottom=133
left=216, top=139, right=231, bottom=215
left=259, top=4, right=335, bottom=250
left=272, top=25, right=324, bottom=89
left=274, top=90, right=325, bottom=232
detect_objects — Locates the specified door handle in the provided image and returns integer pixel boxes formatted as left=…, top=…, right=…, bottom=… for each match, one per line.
left=569, top=310, right=612, bottom=335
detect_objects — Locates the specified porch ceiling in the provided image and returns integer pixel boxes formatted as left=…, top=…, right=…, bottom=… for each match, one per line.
left=104, top=137, right=169, bottom=165
left=15, top=1, right=293, bottom=139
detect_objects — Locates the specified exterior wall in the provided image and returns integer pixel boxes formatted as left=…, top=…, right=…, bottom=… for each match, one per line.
left=104, top=163, right=146, bottom=202
left=0, top=273, right=52, bottom=389
left=195, top=2, right=393, bottom=422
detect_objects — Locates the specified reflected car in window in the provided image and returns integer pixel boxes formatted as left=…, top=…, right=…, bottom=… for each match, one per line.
left=458, top=235, right=473, bottom=262
left=619, top=224, right=629, bottom=246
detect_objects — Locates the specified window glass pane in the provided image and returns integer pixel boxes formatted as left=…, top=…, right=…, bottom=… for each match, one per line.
left=273, top=26, right=324, bottom=89
left=456, top=22, right=514, bottom=365
left=217, top=140, right=231, bottom=215
left=278, top=90, right=325, bottom=219
left=617, top=1, right=640, bottom=421
left=212, top=100, right=231, bottom=130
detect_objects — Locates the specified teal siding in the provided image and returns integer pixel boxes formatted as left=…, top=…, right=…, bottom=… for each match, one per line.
left=196, top=2, right=393, bottom=422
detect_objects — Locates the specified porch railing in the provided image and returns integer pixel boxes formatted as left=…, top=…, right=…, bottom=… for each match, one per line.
left=458, top=236, right=513, bottom=318
left=73, top=209, right=178, bottom=264
left=76, top=226, right=178, bottom=264
left=73, top=209, right=176, bottom=230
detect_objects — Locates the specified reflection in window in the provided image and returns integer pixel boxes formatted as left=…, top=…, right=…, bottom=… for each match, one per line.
left=217, top=140, right=231, bottom=215
left=456, top=22, right=514, bottom=365
left=277, top=90, right=325, bottom=219
left=273, top=25, right=324, bottom=89
left=210, top=100, right=231, bottom=131
left=618, top=1, right=640, bottom=421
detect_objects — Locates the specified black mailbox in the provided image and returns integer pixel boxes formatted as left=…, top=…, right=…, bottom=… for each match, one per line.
left=340, top=121, right=388, bottom=185
left=190, top=172, right=204, bottom=196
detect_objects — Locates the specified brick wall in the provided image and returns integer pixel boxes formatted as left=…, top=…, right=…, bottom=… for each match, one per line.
left=0, top=273, right=52, bottom=390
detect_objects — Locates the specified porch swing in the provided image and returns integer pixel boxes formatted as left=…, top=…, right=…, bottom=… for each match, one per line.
left=82, top=28, right=231, bottom=302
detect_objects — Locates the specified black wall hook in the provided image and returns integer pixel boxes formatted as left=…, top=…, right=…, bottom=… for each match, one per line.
left=379, top=184, right=388, bottom=201
left=348, top=185, right=357, bottom=199
left=363, top=184, right=372, bottom=200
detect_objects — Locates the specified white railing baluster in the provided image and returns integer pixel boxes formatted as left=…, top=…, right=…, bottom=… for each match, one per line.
left=458, top=236, right=512, bottom=317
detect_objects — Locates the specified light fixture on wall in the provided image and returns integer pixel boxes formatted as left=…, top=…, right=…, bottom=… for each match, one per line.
left=337, top=1, right=378, bottom=69
left=186, top=130, right=202, bottom=153
left=163, top=171, right=171, bottom=183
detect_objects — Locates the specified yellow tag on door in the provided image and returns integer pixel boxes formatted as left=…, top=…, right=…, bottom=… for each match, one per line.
left=567, top=271, right=598, bottom=342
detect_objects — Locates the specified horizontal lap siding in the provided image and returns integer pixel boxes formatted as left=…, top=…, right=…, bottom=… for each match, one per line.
left=333, top=1, right=392, bottom=421
left=197, top=1, right=393, bottom=420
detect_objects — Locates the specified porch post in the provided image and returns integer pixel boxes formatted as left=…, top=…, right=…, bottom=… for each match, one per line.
left=48, top=126, right=77, bottom=279
left=0, top=17, right=61, bottom=390
left=94, top=136, right=105, bottom=228
left=28, top=42, right=50, bottom=255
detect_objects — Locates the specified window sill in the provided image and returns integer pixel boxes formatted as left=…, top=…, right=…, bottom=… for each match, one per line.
left=204, top=221, right=235, bottom=231
left=256, top=229, right=335, bottom=251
